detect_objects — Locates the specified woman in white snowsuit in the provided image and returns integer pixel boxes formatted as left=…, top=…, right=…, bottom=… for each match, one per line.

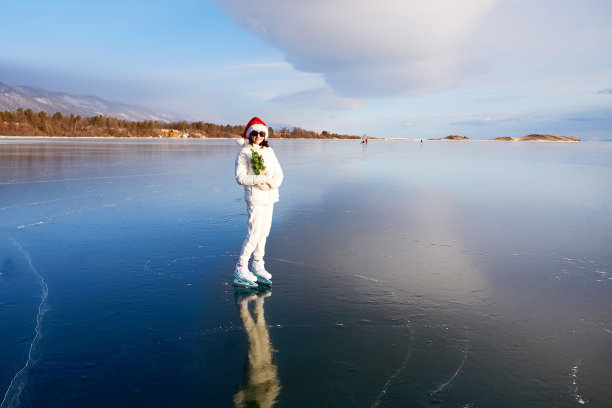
left=234, top=117, right=284, bottom=288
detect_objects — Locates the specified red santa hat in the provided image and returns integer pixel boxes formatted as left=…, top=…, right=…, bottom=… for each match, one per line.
left=237, top=117, right=268, bottom=145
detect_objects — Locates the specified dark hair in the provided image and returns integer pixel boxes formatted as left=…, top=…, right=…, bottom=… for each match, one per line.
left=248, top=135, right=269, bottom=148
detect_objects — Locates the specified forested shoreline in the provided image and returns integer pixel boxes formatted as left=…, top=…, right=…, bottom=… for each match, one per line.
left=0, top=109, right=360, bottom=139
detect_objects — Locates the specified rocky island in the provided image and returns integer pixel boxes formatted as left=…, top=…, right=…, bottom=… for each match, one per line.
left=489, top=134, right=581, bottom=142
left=428, top=134, right=581, bottom=142
left=429, top=135, right=470, bottom=141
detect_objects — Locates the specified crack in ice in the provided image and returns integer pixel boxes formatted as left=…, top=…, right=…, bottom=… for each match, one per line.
left=370, top=326, right=415, bottom=408
left=1, top=238, right=49, bottom=408
left=431, top=324, right=470, bottom=396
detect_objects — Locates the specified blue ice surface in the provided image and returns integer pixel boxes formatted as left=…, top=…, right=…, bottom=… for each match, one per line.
left=1, top=137, right=611, bottom=407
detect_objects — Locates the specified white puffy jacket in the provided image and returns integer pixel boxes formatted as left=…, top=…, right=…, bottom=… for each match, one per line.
left=235, top=144, right=284, bottom=205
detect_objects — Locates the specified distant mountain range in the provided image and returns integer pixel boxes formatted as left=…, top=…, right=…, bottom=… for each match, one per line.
left=0, top=81, right=180, bottom=122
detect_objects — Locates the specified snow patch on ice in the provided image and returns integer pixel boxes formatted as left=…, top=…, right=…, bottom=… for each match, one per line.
left=570, top=362, right=587, bottom=405
left=17, top=221, right=44, bottom=229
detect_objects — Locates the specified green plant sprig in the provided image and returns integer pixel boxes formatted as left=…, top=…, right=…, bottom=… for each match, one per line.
left=250, top=149, right=266, bottom=175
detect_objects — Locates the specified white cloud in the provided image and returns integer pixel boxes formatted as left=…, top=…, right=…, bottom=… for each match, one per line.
left=269, top=87, right=363, bottom=110
left=451, top=116, right=523, bottom=127
left=217, top=0, right=498, bottom=98
left=233, top=62, right=293, bottom=70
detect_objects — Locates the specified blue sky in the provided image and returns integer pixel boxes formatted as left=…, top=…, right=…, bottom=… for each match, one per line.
left=1, top=0, right=611, bottom=140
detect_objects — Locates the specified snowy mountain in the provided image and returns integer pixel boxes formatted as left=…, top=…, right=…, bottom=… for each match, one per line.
left=0, top=82, right=180, bottom=122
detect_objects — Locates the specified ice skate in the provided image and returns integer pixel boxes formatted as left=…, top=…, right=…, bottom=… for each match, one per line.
left=251, top=259, right=272, bottom=286
left=233, top=263, right=258, bottom=289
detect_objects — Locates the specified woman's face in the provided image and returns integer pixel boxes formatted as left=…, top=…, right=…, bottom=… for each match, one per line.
left=250, top=131, right=266, bottom=145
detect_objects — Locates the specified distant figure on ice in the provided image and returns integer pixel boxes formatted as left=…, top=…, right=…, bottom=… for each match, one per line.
left=234, top=117, right=284, bottom=289
left=361, top=134, right=368, bottom=144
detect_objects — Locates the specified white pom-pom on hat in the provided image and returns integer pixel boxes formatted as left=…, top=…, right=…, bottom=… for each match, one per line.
left=236, top=137, right=246, bottom=145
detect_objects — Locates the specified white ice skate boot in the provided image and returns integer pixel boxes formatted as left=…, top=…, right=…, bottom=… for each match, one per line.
left=251, top=259, right=272, bottom=286
left=233, top=263, right=258, bottom=289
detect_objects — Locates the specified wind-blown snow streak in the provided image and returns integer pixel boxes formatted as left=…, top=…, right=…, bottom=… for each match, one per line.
left=0, top=172, right=188, bottom=186
left=1, top=238, right=49, bottom=408
left=0, top=193, right=99, bottom=211
left=266, top=257, right=305, bottom=266
left=431, top=325, right=470, bottom=395
left=3, top=194, right=171, bottom=230
left=370, top=327, right=415, bottom=408
left=354, top=274, right=383, bottom=286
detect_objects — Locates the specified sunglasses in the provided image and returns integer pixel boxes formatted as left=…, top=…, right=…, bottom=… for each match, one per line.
left=250, top=131, right=266, bottom=138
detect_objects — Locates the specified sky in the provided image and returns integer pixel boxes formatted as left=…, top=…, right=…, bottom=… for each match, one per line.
left=1, top=0, right=611, bottom=140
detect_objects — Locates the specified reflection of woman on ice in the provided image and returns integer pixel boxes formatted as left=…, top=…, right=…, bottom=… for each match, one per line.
left=234, top=117, right=284, bottom=288
left=233, top=291, right=280, bottom=408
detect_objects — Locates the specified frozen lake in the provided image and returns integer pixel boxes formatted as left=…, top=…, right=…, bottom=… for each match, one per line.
left=1, top=137, right=611, bottom=407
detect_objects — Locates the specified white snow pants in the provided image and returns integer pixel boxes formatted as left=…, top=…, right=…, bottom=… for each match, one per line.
left=239, top=203, right=274, bottom=265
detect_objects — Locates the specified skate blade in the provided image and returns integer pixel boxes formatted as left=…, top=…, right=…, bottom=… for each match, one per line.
left=256, top=276, right=272, bottom=286
left=233, top=278, right=258, bottom=289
